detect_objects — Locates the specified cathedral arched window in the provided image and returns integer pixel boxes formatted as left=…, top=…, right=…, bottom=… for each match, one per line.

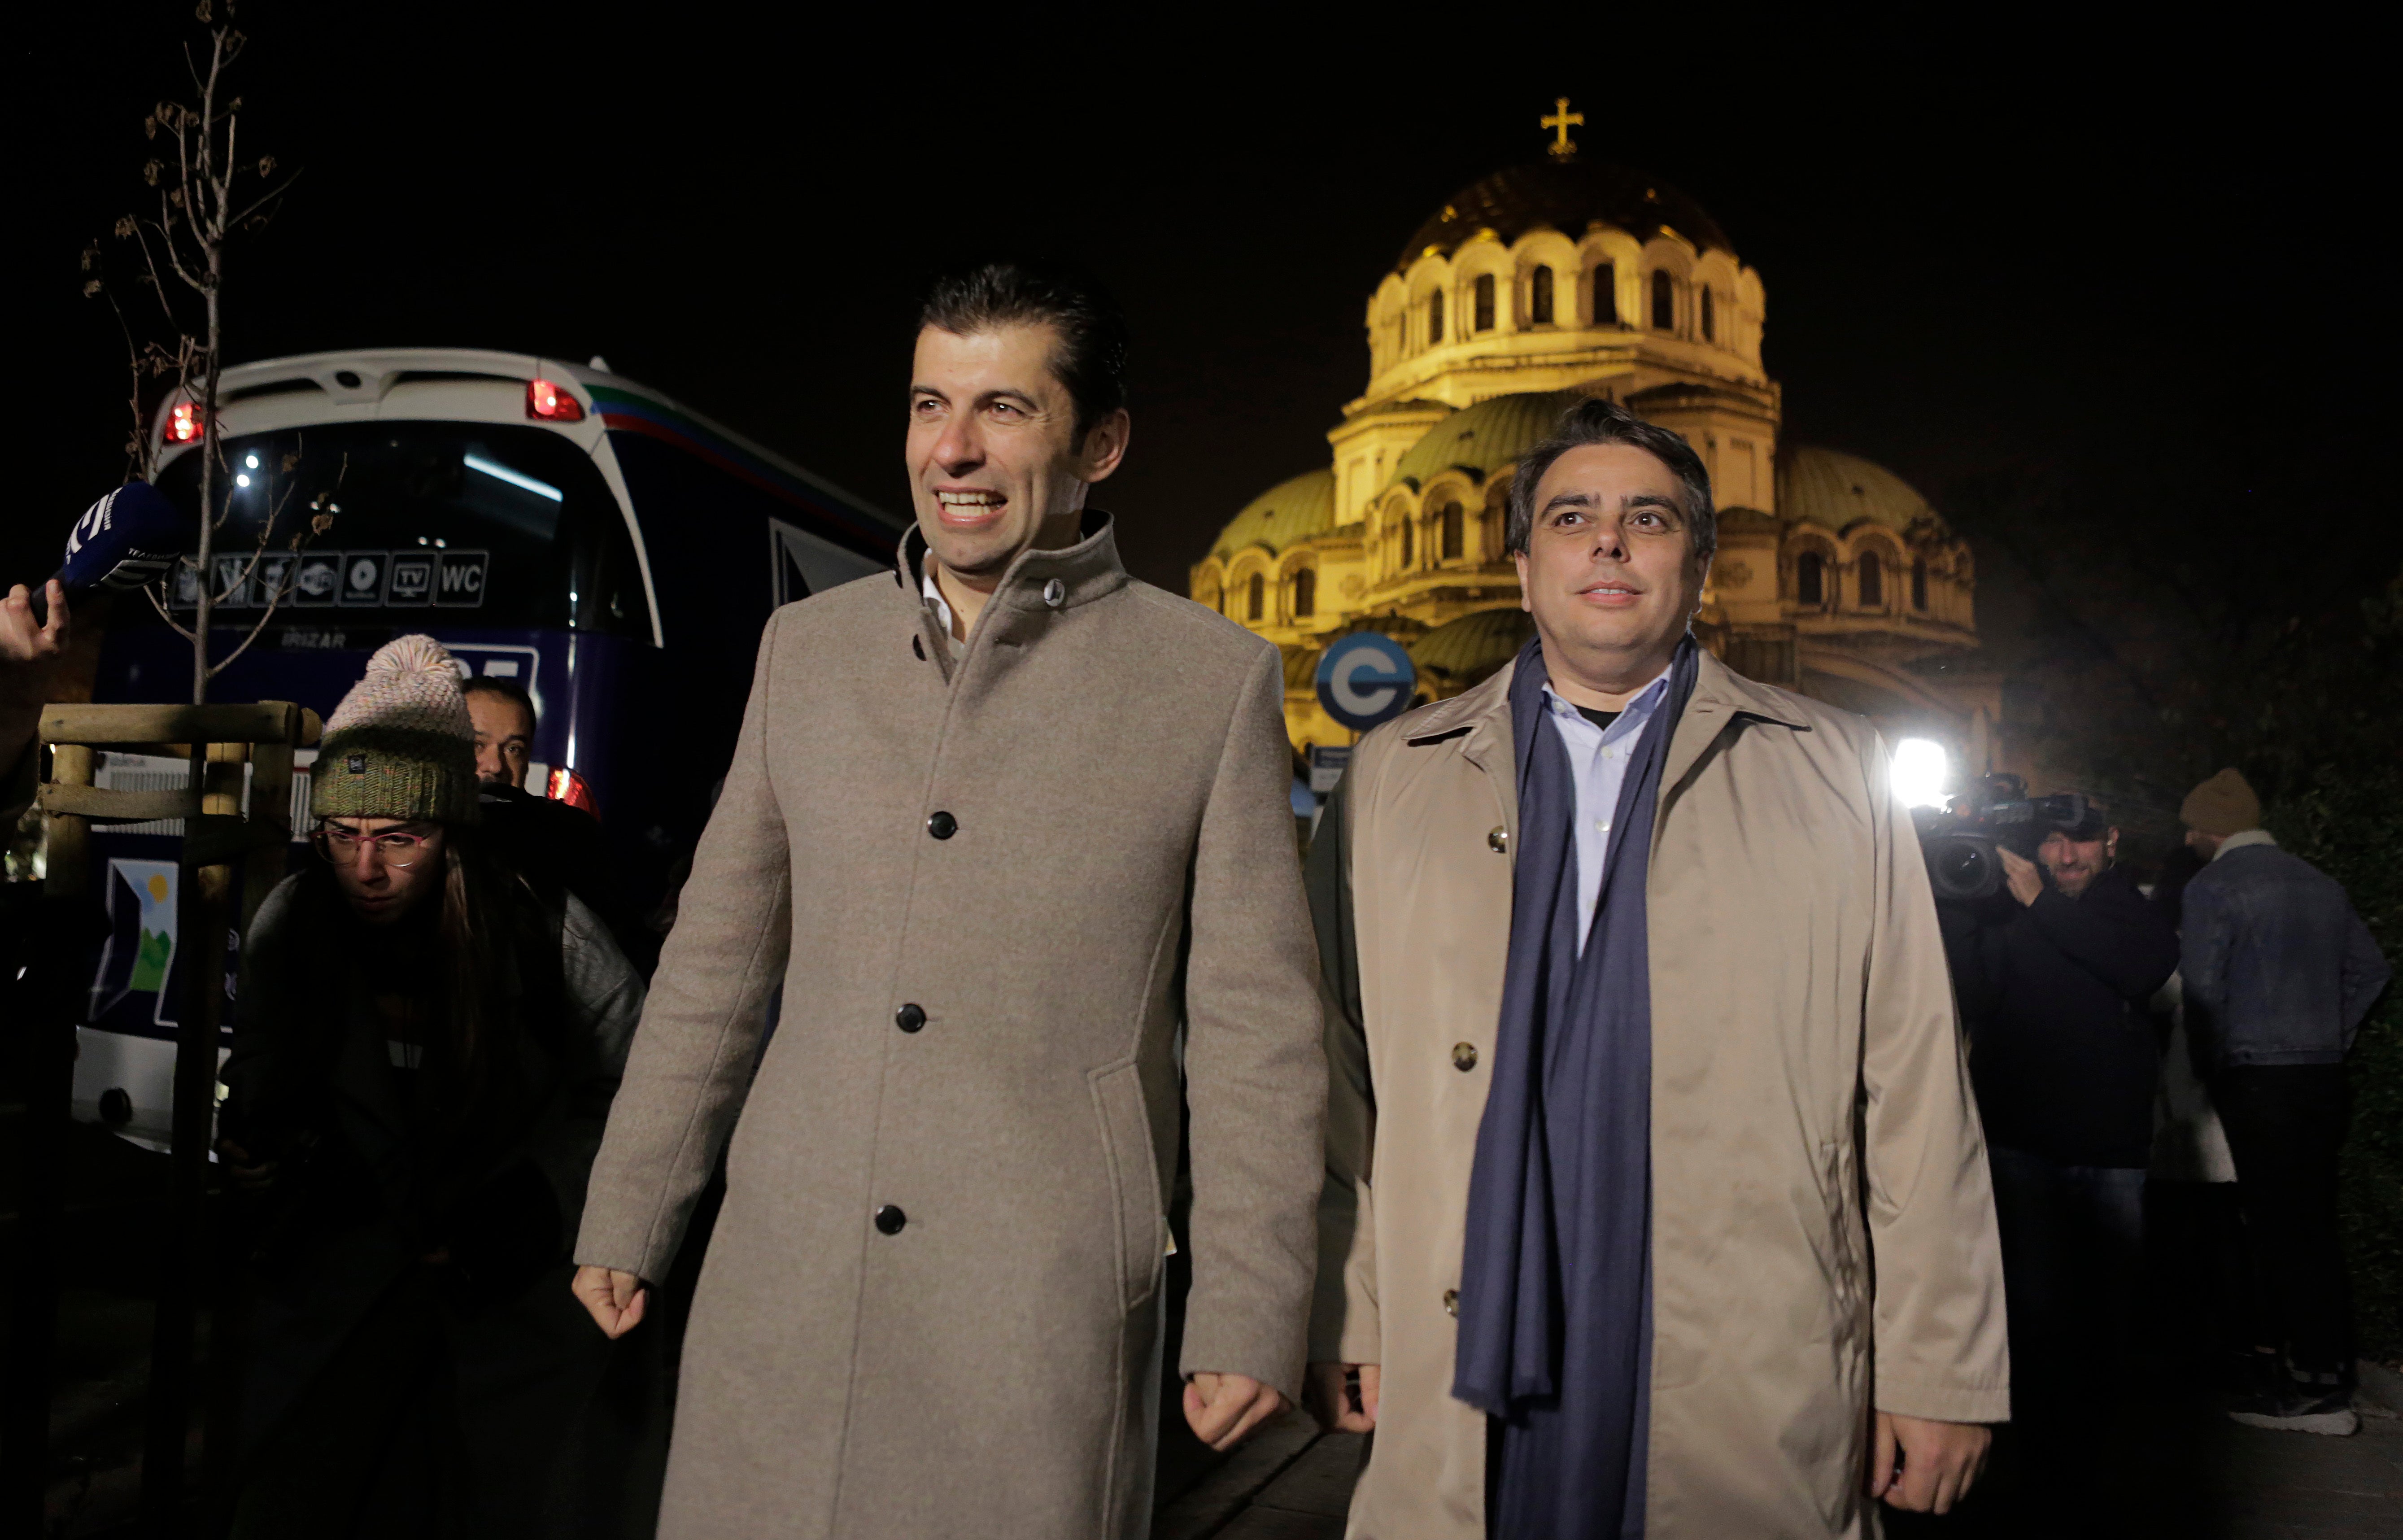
left=1427, top=289, right=1444, bottom=345
left=1246, top=572, right=1264, bottom=621
left=1473, top=274, right=1496, bottom=332
left=1701, top=285, right=1716, bottom=341
left=1439, top=501, right=1464, bottom=560
left=1797, top=550, right=1825, bottom=606
left=1292, top=567, right=1316, bottom=619
left=1400, top=515, right=1415, bottom=568
left=1857, top=550, right=1883, bottom=607
left=1911, top=558, right=1929, bottom=611
left=1594, top=262, right=1618, bottom=324
left=1530, top=265, right=1554, bottom=325
left=1651, top=270, right=1675, bottom=331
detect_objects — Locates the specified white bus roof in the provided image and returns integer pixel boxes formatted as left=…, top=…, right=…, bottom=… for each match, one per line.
left=154, top=346, right=902, bottom=540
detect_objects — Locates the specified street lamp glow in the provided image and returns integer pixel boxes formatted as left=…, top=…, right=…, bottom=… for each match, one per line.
left=1892, top=738, right=1950, bottom=808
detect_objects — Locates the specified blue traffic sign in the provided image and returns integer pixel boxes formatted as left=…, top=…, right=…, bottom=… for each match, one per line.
left=1316, top=632, right=1418, bottom=732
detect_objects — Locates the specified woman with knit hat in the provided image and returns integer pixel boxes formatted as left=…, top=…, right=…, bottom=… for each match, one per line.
left=217, top=635, right=658, bottom=1537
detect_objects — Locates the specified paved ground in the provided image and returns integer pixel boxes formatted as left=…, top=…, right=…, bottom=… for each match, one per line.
left=1155, top=1385, right=2403, bottom=1540
left=18, top=1118, right=2403, bottom=1537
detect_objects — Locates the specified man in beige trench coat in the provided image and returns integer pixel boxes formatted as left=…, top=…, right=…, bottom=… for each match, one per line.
left=568, top=263, right=1325, bottom=1538
left=1304, top=400, right=2008, bottom=1537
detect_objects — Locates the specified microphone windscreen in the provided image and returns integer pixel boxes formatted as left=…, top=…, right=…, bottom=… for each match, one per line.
left=58, top=481, right=190, bottom=595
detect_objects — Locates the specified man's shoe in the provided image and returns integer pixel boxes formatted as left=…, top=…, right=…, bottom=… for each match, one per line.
left=2227, top=1384, right=2361, bottom=1436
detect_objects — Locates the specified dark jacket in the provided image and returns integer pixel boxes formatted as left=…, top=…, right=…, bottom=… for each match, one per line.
left=2181, top=834, right=2391, bottom=1067
left=1943, top=864, right=2180, bottom=1169
left=220, top=866, right=650, bottom=1536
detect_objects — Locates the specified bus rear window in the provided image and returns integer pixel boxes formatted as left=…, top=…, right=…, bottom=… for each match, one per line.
left=151, top=421, right=650, bottom=638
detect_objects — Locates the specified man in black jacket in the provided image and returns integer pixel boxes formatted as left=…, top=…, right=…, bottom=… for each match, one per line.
left=1941, top=800, right=2179, bottom=1478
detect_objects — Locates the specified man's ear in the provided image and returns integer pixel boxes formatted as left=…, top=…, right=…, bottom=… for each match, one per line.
left=1514, top=549, right=1532, bottom=610
left=1077, top=409, right=1131, bottom=485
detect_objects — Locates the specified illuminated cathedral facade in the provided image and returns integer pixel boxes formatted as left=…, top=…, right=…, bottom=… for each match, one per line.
left=1191, top=104, right=1999, bottom=769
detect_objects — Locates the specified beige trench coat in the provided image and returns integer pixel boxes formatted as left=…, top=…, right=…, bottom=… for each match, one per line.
left=577, top=518, right=1324, bottom=1539
left=1309, top=651, right=2008, bottom=1538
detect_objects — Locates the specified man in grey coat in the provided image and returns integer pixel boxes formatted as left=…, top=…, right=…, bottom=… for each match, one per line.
left=569, top=263, right=1325, bottom=1538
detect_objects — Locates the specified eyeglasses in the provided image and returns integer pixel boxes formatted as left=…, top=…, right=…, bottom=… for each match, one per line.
left=313, top=823, right=440, bottom=868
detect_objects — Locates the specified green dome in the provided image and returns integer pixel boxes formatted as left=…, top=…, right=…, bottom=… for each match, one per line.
left=1409, top=606, right=1535, bottom=696
left=1210, top=468, right=1335, bottom=563
left=1777, top=445, right=1947, bottom=536
left=1388, top=390, right=1582, bottom=494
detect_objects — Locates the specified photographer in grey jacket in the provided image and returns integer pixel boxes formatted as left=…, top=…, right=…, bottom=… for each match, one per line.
left=2179, top=768, right=2391, bottom=1436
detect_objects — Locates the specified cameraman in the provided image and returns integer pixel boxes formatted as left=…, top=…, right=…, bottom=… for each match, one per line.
left=1939, top=801, right=2178, bottom=1477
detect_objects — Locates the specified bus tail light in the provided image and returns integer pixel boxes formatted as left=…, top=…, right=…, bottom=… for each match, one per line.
left=546, top=766, right=599, bottom=816
left=166, top=401, right=205, bottom=444
left=526, top=379, right=585, bottom=422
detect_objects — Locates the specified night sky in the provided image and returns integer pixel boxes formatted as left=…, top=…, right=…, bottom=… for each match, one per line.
left=21, top=11, right=2391, bottom=611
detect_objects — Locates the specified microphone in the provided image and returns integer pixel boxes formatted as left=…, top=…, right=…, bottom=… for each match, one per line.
left=55, top=482, right=188, bottom=597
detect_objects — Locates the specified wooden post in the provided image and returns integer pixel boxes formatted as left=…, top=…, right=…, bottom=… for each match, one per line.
left=22, top=703, right=316, bottom=1534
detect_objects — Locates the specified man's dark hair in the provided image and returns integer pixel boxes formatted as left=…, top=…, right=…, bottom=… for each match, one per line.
left=919, top=261, right=1130, bottom=444
left=462, top=675, right=535, bottom=723
left=1505, top=397, right=1716, bottom=565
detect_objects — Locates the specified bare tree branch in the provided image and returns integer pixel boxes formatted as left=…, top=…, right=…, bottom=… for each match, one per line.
left=144, top=577, right=198, bottom=644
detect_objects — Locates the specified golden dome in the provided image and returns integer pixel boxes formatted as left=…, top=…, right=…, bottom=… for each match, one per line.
left=1209, top=468, right=1335, bottom=562
left=1398, top=161, right=1736, bottom=273
left=1776, top=445, right=1949, bottom=535
left=1389, top=390, right=1583, bottom=493
left=1409, top=607, right=1534, bottom=697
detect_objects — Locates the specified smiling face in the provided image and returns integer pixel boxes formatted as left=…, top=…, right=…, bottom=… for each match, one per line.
left=1513, top=442, right=1707, bottom=704
left=905, top=321, right=1128, bottom=590
left=2038, top=827, right=2117, bottom=898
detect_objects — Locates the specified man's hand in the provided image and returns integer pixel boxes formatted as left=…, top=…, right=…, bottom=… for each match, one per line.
left=1, top=580, right=69, bottom=664
left=1870, top=1411, right=1991, bottom=1514
left=571, top=1264, right=650, bottom=1339
left=1302, top=1361, right=1379, bottom=1433
left=1184, top=1371, right=1287, bottom=1451
left=1999, top=846, right=2044, bottom=908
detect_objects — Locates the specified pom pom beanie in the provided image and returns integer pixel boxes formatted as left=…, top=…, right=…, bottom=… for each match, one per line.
left=310, top=634, right=480, bottom=823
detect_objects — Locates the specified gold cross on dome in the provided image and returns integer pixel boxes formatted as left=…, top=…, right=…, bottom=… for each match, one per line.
left=1541, top=97, right=1584, bottom=160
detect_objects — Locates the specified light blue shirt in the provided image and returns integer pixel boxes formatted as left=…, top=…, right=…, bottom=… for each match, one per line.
left=1539, top=665, right=1674, bottom=949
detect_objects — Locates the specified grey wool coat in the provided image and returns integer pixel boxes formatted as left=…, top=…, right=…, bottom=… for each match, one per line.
left=575, top=513, right=1326, bottom=1540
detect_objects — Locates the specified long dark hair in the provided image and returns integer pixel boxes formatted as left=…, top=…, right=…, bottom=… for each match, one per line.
left=300, top=820, right=515, bottom=1100
left=432, top=825, right=511, bottom=1085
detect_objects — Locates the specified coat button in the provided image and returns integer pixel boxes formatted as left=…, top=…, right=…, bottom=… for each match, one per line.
left=1487, top=826, right=1508, bottom=854
left=1443, top=1288, right=1459, bottom=1317
left=1452, top=1042, right=1478, bottom=1072
left=895, top=1003, right=925, bottom=1034
left=926, top=811, right=957, bottom=840
left=874, top=1204, right=907, bottom=1235
left=1042, top=577, right=1067, bottom=608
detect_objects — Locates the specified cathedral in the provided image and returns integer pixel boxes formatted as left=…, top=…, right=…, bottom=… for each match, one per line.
left=1191, top=103, right=2000, bottom=771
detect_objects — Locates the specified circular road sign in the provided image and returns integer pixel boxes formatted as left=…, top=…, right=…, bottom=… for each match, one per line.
left=1316, top=633, right=1418, bottom=733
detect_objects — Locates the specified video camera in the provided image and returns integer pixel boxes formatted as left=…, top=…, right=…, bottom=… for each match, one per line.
left=1914, top=773, right=2093, bottom=902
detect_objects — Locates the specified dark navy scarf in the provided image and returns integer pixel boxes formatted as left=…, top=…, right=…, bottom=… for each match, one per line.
left=1453, top=635, right=1698, bottom=1539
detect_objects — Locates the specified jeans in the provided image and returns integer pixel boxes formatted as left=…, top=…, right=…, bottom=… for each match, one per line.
left=2215, top=1064, right=2353, bottom=1380
left=1987, top=1147, right=2146, bottom=1421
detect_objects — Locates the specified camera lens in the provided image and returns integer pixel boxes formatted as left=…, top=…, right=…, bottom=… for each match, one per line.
left=1931, top=839, right=1994, bottom=901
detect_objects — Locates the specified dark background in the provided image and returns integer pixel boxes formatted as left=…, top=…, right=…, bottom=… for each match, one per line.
left=22, top=10, right=2389, bottom=607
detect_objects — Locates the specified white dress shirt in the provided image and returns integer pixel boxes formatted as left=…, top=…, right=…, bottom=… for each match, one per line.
left=1539, top=664, right=1674, bottom=949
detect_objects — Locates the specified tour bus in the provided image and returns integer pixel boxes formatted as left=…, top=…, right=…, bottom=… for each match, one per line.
left=76, top=348, right=907, bottom=1142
